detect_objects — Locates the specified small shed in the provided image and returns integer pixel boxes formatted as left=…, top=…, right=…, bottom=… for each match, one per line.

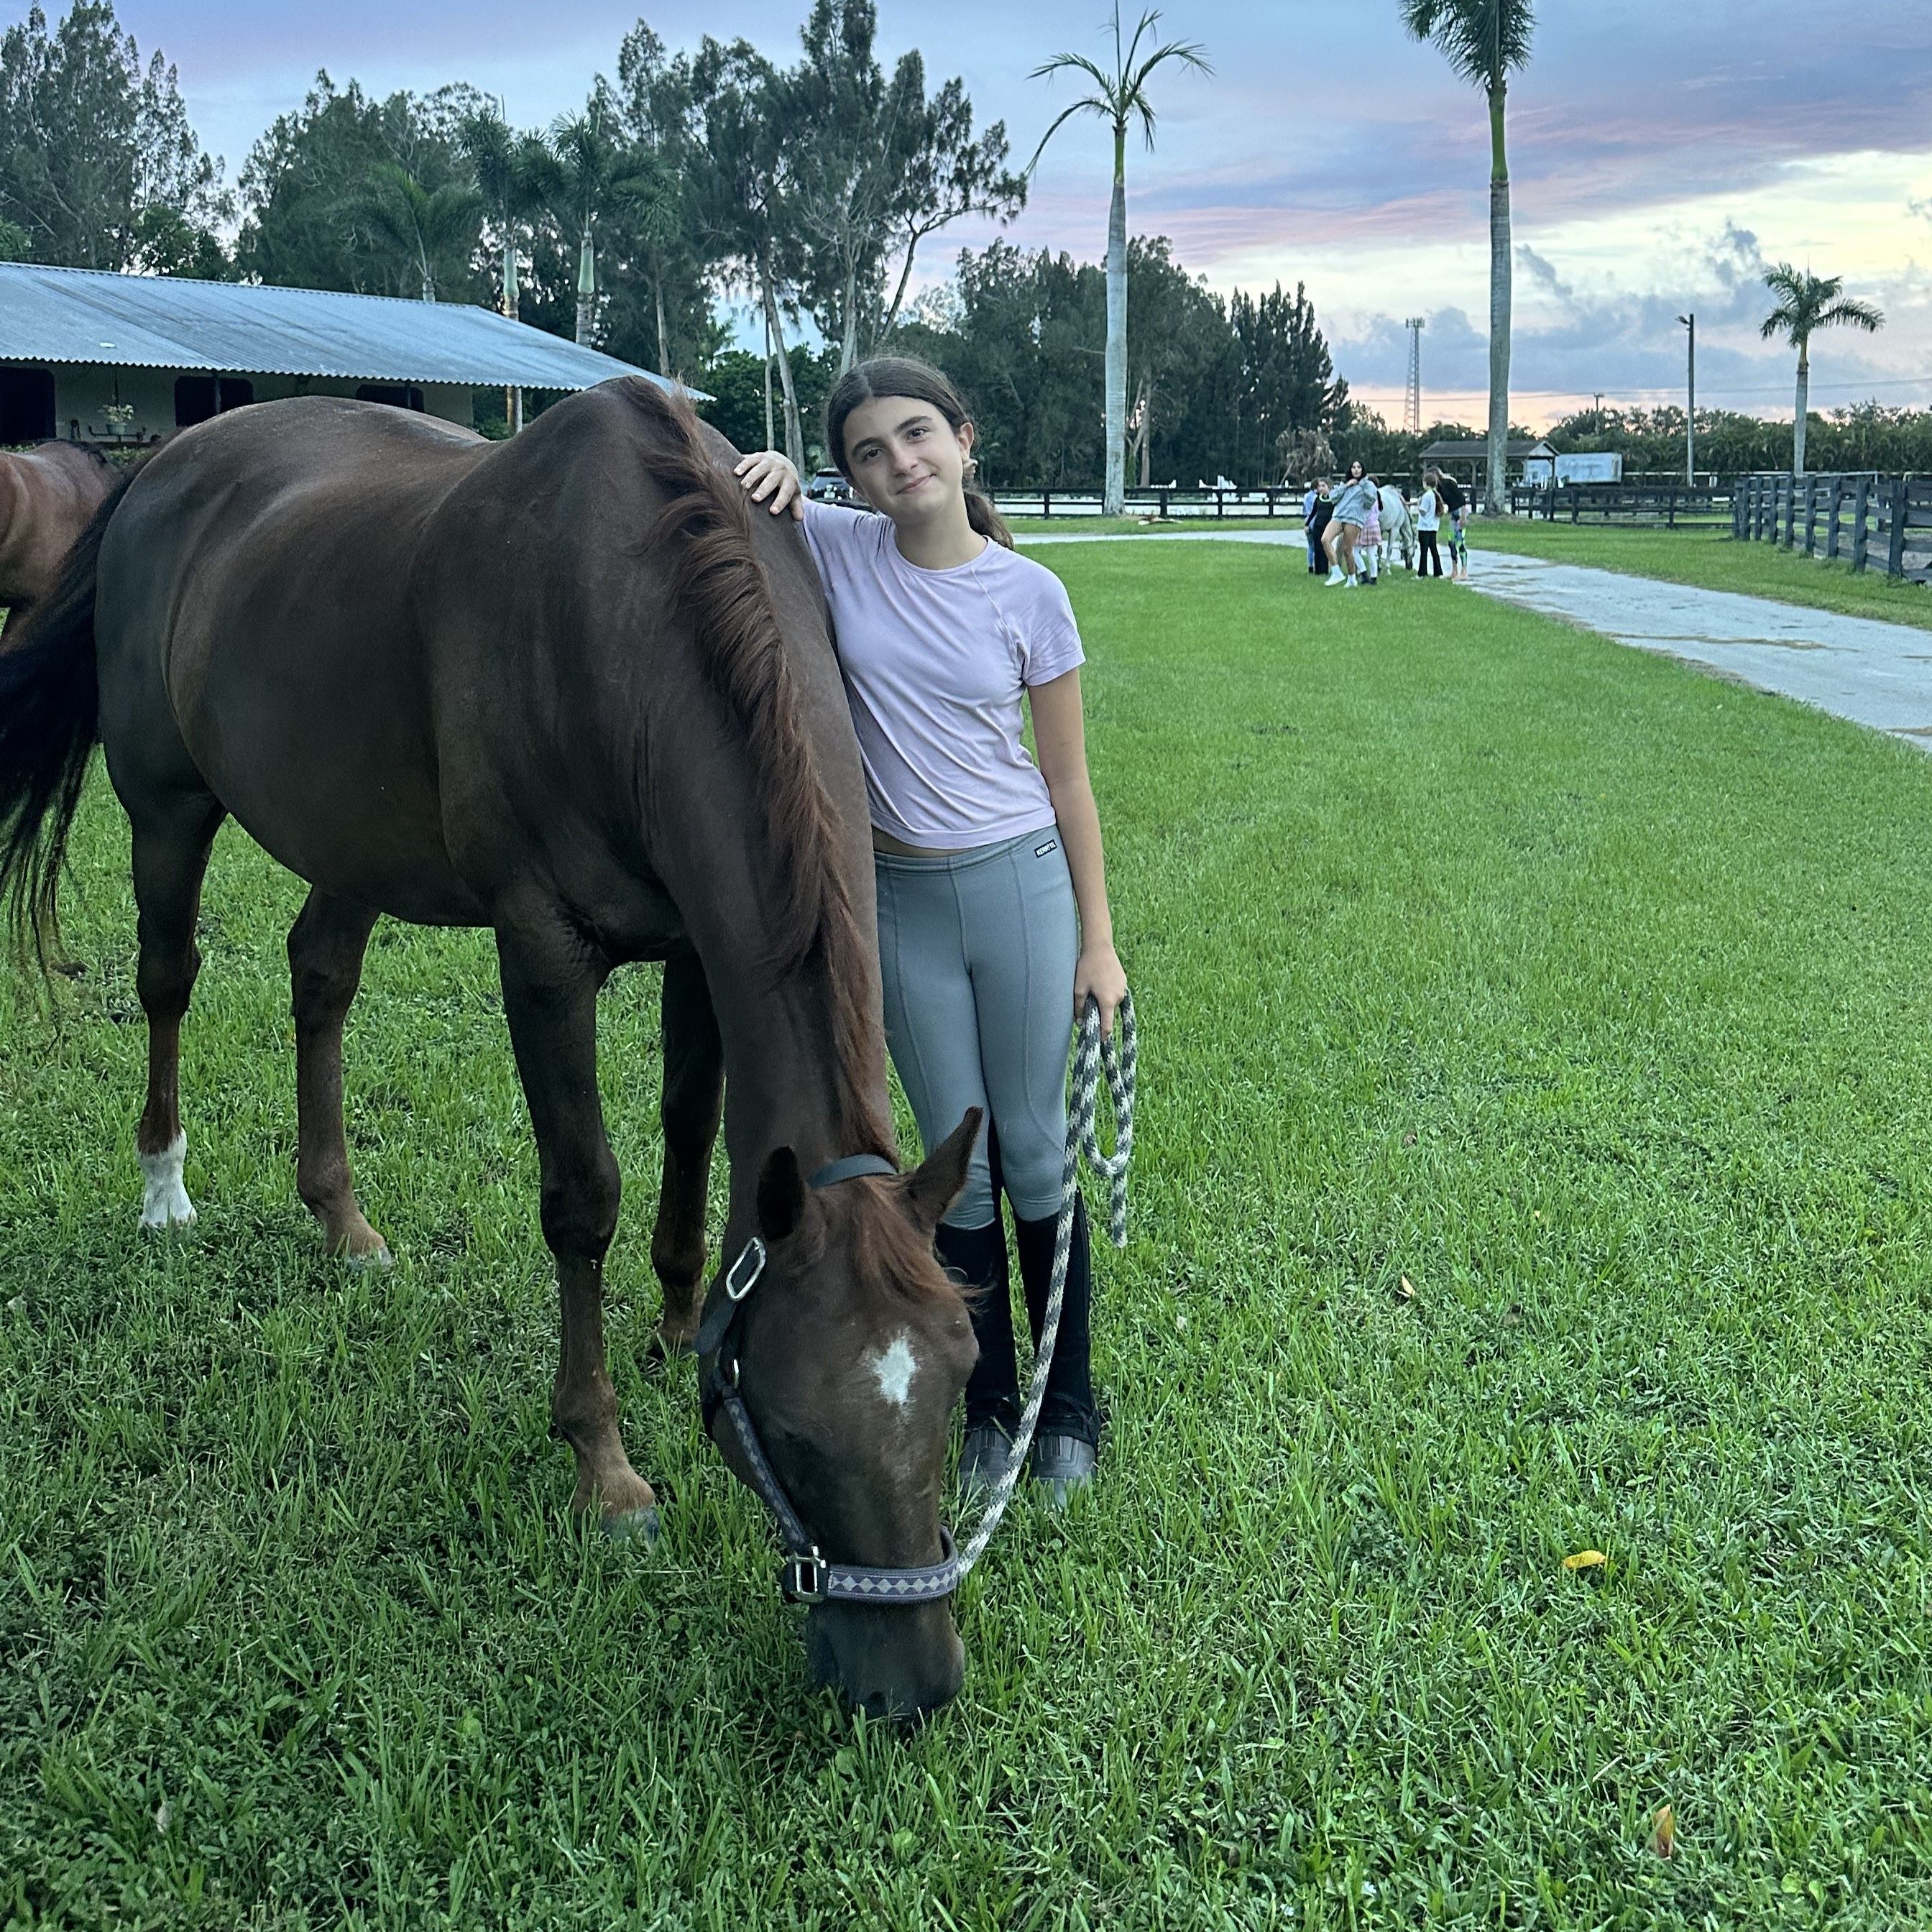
left=1420, top=437, right=1558, bottom=488
left=0, top=262, right=676, bottom=446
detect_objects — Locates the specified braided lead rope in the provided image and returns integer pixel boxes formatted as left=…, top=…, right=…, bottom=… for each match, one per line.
left=954, top=990, right=1136, bottom=1578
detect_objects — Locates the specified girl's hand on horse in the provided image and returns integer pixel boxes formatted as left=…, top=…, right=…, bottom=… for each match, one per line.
left=1075, top=943, right=1128, bottom=1041
left=734, top=450, right=804, bottom=520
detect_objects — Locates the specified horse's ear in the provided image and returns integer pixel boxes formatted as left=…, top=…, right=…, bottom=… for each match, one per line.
left=758, top=1146, right=809, bottom=1243
left=902, top=1108, right=983, bottom=1233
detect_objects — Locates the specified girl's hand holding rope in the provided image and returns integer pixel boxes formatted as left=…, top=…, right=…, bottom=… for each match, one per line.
left=1075, top=943, right=1128, bottom=1041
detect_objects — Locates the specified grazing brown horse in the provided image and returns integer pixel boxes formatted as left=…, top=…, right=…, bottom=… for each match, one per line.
left=0, top=443, right=115, bottom=615
left=0, top=381, right=981, bottom=1720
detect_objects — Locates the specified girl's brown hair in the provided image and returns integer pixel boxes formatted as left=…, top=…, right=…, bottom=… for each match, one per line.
left=824, top=356, right=1013, bottom=550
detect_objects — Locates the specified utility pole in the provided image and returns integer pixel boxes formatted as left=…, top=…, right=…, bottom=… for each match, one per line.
left=1676, top=311, right=1696, bottom=485
left=1403, top=316, right=1426, bottom=436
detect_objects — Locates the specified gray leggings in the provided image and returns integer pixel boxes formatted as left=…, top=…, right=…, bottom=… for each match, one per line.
left=874, top=827, right=1078, bottom=1229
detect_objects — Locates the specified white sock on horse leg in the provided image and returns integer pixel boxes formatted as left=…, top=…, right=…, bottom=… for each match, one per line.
left=139, top=1132, right=198, bottom=1229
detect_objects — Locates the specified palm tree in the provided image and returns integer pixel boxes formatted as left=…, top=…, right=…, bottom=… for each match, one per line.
left=1401, top=0, right=1535, bottom=515
left=1759, top=264, right=1884, bottom=476
left=461, top=107, right=558, bottom=323
left=1029, top=8, right=1210, bottom=518
left=550, top=94, right=622, bottom=346
left=351, top=162, right=482, bottom=304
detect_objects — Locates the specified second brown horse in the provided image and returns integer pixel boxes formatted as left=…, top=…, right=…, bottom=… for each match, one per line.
left=0, top=441, right=114, bottom=615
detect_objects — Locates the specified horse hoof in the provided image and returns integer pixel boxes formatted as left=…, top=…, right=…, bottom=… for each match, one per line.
left=643, top=1333, right=696, bottom=1376
left=344, top=1242, right=393, bottom=1271
left=138, top=1201, right=198, bottom=1233
left=602, top=1506, right=661, bottom=1547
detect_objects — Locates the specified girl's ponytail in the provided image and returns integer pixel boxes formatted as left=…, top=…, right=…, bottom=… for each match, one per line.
left=965, top=480, right=1013, bottom=551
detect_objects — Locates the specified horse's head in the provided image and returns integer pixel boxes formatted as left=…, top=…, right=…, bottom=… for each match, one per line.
left=704, top=1110, right=983, bottom=1722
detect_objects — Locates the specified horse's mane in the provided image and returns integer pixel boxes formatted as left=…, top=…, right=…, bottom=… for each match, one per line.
left=623, top=379, right=893, bottom=1162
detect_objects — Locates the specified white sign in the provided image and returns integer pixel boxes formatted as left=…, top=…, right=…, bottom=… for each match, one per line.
left=1555, top=451, right=1623, bottom=485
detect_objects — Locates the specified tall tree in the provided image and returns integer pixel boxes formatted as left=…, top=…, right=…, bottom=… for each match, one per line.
left=349, top=160, right=481, bottom=302
left=461, top=106, right=558, bottom=318
left=1029, top=7, right=1210, bottom=516
left=1759, top=264, right=1884, bottom=477
left=1401, top=0, right=1535, bottom=514
left=1121, top=238, right=1226, bottom=486
left=612, top=25, right=704, bottom=378
left=1230, top=280, right=1345, bottom=482
left=874, top=75, right=1026, bottom=350
left=238, top=78, right=486, bottom=298
left=0, top=1, right=231, bottom=275
left=548, top=86, right=623, bottom=346
left=780, top=1, right=1027, bottom=375
left=689, top=38, right=806, bottom=469
left=783, top=0, right=906, bottom=377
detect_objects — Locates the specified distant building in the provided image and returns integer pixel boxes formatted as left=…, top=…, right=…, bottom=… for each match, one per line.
left=0, top=262, right=679, bottom=446
left=1420, top=437, right=1559, bottom=489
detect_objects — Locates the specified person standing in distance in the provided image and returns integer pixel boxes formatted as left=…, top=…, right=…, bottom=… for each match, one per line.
left=1416, top=469, right=1445, bottom=577
left=1436, top=469, right=1471, bottom=580
left=735, top=356, right=1128, bottom=1504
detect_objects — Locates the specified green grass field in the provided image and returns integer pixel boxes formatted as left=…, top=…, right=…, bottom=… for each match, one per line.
left=7, top=545, right=1932, bottom=1928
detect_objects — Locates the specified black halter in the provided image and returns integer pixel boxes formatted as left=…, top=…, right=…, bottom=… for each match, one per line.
left=697, top=1154, right=964, bottom=1606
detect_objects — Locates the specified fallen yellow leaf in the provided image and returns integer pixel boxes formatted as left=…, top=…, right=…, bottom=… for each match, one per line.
left=1397, top=1275, right=1415, bottom=1300
left=1651, top=1805, right=1675, bottom=1859
left=1562, top=1550, right=1607, bottom=1570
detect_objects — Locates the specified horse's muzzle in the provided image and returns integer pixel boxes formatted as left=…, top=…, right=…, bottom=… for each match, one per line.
left=806, top=1598, right=965, bottom=1724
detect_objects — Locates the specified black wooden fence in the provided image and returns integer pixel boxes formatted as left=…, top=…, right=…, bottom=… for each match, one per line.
left=1506, top=482, right=1731, bottom=525
left=1732, top=472, right=1932, bottom=581
left=991, top=486, right=1304, bottom=520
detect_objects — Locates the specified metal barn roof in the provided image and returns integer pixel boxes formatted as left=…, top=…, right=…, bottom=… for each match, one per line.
left=1420, top=438, right=1557, bottom=462
left=0, top=262, right=673, bottom=392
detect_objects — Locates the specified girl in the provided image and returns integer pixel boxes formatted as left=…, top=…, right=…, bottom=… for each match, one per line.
left=1324, top=459, right=1374, bottom=587
left=1305, top=477, right=1335, bottom=576
left=1415, top=471, right=1444, bottom=578
left=735, top=357, right=1128, bottom=1505
left=1358, top=479, right=1382, bottom=587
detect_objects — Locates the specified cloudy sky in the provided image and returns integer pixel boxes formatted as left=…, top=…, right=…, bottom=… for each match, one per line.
left=44, top=0, right=1932, bottom=428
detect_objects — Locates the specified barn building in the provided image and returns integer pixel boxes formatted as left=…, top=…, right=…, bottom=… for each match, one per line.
left=0, top=262, right=672, bottom=446
left=1420, top=436, right=1560, bottom=490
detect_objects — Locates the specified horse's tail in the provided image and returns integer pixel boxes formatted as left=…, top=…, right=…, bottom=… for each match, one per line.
left=0, top=472, right=130, bottom=971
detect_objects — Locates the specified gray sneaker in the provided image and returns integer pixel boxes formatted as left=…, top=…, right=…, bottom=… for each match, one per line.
left=1029, top=1432, right=1097, bottom=1509
left=958, top=1421, right=1015, bottom=1497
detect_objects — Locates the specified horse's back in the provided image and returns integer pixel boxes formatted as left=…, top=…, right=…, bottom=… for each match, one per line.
left=96, top=397, right=492, bottom=921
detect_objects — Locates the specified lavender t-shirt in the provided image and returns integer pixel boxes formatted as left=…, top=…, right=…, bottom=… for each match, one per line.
left=799, top=500, right=1085, bottom=850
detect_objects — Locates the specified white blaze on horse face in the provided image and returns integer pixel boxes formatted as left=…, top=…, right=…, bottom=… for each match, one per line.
left=867, top=1332, right=919, bottom=1412
left=138, top=1131, right=197, bottom=1230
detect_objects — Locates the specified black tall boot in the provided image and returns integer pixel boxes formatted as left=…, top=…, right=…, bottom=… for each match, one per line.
left=1013, top=1195, right=1098, bottom=1502
left=933, top=1216, right=1018, bottom=1494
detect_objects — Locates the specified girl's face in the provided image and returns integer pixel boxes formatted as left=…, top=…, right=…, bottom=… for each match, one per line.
left=840, top=395, right=975, bottom=525
left=1347, top=461, right=1363, bottom=482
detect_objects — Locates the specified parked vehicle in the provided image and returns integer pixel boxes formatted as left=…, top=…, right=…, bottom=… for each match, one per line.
left=805, top=468, right=857, bottom=506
